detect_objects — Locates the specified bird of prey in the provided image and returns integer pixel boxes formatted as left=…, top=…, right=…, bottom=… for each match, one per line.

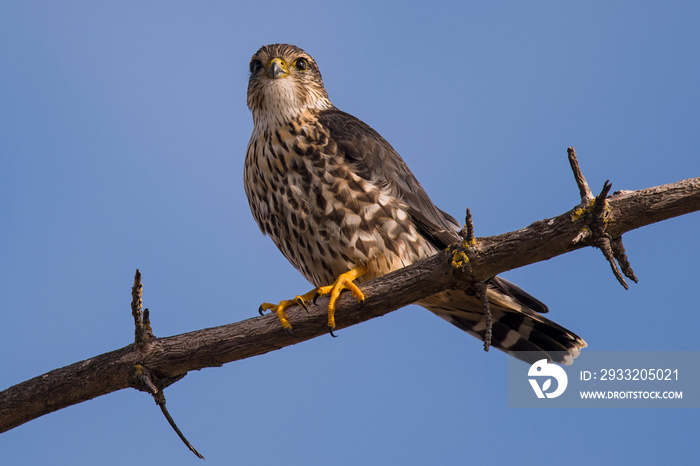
left=244, top=43, right=586, bottom=364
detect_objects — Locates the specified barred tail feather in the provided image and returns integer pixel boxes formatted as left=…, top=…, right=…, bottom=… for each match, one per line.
left=418, top=281, right=586, bottom=365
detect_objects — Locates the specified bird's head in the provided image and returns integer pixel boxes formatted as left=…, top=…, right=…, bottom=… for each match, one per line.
left=247, top=44, right=332, bottom=127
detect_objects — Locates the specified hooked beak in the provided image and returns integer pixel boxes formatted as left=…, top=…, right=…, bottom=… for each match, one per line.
left=266, top=58, right=289, bottom=79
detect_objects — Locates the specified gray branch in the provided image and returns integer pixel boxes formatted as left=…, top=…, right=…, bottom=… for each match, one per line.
left=1, top=175, right=699, bottom=434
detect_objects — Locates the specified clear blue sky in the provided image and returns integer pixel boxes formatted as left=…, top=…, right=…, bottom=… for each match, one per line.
left=2, top=1, right=699, bottom=465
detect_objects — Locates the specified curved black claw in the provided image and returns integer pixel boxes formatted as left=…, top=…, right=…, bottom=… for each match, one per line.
left=258, top=305, right=265, bottom=316
left=285, top=327, right=299, bottom=338
left=328, top=327, right=338, bottom=338
left=296, top=297, right=309, bottom=314
left=313, top=292, right=320, bottom=305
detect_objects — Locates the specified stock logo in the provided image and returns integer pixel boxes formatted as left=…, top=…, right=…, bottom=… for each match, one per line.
left=528, top=359, right=568, bottom=399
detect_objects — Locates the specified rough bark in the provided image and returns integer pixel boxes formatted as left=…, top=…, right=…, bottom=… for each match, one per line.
left=1, top=176, right=698, bottom=434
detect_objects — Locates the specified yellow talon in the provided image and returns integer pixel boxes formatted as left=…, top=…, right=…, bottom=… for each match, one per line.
left=259, top=289, right=318, bottom=333
left=315, top=266, right=367, bottom=330
left=258, top=266, right=366, bottom=335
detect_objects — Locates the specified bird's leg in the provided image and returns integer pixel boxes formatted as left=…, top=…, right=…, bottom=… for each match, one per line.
left=258, top=289, right=318, bottom=337
left=313, top=265, right=367, bottom=336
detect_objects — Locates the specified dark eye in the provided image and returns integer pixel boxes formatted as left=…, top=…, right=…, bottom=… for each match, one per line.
left=249, top=59, right=263, bottom=73
left=294, top=57, right=308, bottom=71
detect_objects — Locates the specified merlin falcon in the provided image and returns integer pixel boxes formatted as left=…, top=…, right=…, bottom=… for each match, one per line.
left=244, top=43, right=586, bottom=364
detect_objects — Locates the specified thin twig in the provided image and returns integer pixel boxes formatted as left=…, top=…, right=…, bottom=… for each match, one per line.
left=457, top=209, right=490, bottom=350
left=592, top=180, right=612, bottom=217
left=135, top=364, right=158, bottom=394
left=567, top=147, right=594, bottom=203
left=596, top=236, right=629, bottom=289
left=136, top=365, right=205, bottom=460
left=567, top=149, right=637, bottom=290
left=610, top=237, right=638, bottom=283
left=131, top=269, right=147, bottom=346
left=590, top=181, right=630, bottom=289
left=130, top=272, right=200, bottom=458
left=154, top=392, right=205, bottom=460
left=477, top=281, right=492, bottom=352
left=143, top=308, right=155, bottom=340
left=459, top=207, right=476, bottom=245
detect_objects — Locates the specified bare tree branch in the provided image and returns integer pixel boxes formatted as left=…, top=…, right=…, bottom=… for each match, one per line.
left=1, top=175, right=699, bottom=434
left=567, top=147, right=595, bottom=203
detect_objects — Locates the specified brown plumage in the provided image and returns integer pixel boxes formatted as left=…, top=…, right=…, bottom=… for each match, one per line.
left=244, top=43, right=586, bottom=363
